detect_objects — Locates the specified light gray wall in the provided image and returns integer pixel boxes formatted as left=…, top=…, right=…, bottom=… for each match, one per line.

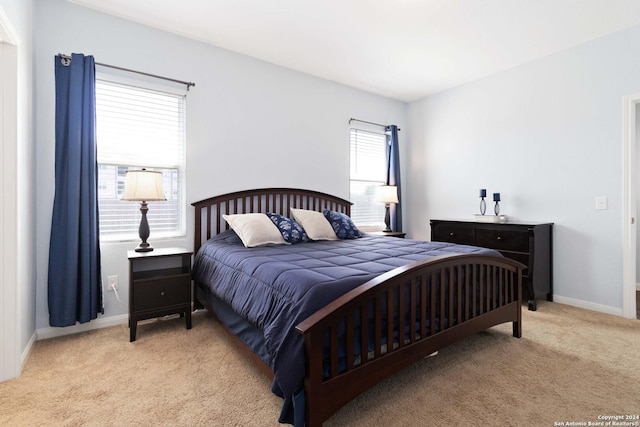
left=33, top=0, right=406, bottom=330
left=406, top=24, right=640, bottom=312
left=31, top=0, right=639, bottom=333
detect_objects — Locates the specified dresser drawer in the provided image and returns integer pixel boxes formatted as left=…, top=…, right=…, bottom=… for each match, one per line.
left=476, top=228, right=529, bottom=253
left=431, top=223, right=475, bottom=245
left=134, top=275, right=190, bottom=312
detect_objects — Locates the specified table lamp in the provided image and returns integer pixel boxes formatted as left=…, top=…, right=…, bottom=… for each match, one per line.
left=377, top=185, right=399, bottom=233
left=123, top=169, right=166, bottom=252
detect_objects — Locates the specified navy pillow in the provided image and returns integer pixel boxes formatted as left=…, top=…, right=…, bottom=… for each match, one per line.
left=266, top=213, right=308, bottom=243
left=322, top=209, right=362, bottom=239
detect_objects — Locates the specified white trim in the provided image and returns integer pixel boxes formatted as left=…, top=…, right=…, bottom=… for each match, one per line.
left=553, top=295, right=624, bottom=317
left=36, top=314, right=128, bottom=340
left=0, top=13, right=20, bottom=382
left=622, top=94, right=640, bottom=319
left=21, top=332, right=35, bottom=370
left=637, top=282, right=640, bottom=291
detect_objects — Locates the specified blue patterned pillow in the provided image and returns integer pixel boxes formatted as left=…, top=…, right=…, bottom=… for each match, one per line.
left=266, top=213, right=308, bottom=243
left=322, top=209, right=362, bottom=239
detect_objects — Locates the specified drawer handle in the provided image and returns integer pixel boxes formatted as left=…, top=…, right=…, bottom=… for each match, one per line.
left=160, top=291, right=165, bottom=296
left=496, top=236, right=502, bottom=240
left=449, top=232, right=455, bottom=236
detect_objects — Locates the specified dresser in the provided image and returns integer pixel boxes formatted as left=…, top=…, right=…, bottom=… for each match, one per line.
left=430, top=219, right=553, bottom=311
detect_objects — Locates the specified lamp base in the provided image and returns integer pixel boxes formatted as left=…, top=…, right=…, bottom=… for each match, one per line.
left=135, top=201, right=153, bottom=252
left=383, top=203, right=392, bottom=233
left=134, top=243, right=153, bottom=252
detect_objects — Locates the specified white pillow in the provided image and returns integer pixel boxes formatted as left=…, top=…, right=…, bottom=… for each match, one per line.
left=223, top=213, right=286, bottom=247
left=290, top=208, right=338, bottom=241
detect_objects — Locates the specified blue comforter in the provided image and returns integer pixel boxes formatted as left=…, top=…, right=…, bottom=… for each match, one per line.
left=191, top=231, right=500, bottom=402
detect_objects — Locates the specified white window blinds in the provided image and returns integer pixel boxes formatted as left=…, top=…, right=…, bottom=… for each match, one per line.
left=96, top=79, right=186, bottom=241
left=349, top=128, right=387, bottom=226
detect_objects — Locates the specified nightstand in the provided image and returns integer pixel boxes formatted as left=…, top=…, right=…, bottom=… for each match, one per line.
left=128, top=247, right=193, bottom=342
left=368, top=231, right=406, bottom=238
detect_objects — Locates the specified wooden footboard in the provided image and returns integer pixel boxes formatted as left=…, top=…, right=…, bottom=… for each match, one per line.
left=295, top=253, right=524, bottom=427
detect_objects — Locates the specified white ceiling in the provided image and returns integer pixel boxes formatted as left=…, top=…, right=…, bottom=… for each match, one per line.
left=67, top=0, right=640, bottom=102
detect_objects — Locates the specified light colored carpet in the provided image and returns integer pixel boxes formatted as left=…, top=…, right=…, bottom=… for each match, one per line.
left=1, top=301, right=639, bottom=427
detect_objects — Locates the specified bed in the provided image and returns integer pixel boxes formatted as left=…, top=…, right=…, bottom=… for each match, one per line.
left=191, top=188, right=524, bottom=427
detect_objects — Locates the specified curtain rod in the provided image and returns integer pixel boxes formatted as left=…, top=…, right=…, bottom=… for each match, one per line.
left=58, top=54, right=196, bottom=90
left=349, top=118, right=401, bottom=131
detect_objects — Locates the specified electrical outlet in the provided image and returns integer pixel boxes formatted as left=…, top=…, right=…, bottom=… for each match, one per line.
left=595, top=196, right=608, bottom=210
left=107, top=275, right=118, bottom=291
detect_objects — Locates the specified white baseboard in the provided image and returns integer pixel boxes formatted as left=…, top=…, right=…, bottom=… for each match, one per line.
left=636, top=282, right=640, bottom=291
left=36, top=314, right=128, bottom=341
left=20, top=331, right=36, bottom=371
left=552, top=295, right=623, bottom=317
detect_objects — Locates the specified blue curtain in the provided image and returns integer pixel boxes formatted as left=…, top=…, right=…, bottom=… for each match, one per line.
left=48, top=53, right=103, bottom=327
left=385, top=125, right=402, bottom=232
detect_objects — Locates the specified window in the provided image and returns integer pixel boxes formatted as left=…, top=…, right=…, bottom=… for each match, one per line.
left=96, top=78, right=186, bottom=241
left=349, top=128, right=387, bottom=226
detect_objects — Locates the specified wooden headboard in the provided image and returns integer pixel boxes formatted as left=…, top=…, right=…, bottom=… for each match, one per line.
left=191, top=188, right=352, bottom=253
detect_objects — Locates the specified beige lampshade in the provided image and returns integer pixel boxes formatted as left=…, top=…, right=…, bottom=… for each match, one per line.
left=123, top=169, right=166, bottom=201
left=376, top=185, right=399, bottom=204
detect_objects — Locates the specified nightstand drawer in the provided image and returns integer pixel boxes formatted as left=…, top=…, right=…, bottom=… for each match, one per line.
left=476, top=228, right=529, bottom=253
left=134, top=275, right=190, bottom=312
left=431, top=223, right=475, bottom=245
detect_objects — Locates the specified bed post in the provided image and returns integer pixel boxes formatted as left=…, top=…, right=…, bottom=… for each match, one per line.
left=194, top=204, right=202, bottom=254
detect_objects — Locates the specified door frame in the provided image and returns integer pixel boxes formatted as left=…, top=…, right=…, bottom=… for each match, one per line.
left=622, top=93, right=640, bottom=319
left=0, top=6, right=19, bottom=382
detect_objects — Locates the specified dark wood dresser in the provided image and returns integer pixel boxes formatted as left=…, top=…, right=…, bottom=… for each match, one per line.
left=430, top=219, right=553, bottom=311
